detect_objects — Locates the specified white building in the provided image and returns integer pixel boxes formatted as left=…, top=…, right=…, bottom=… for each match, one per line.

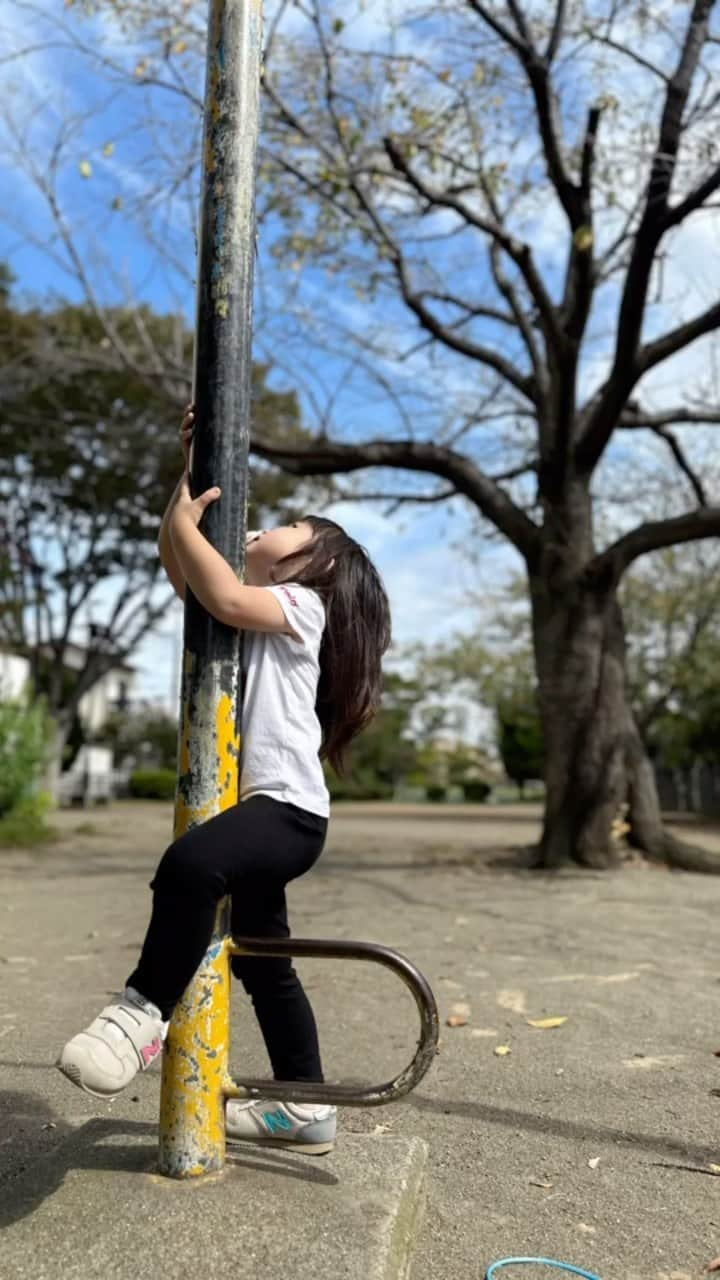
left=0, top=643, right=137, bottom=734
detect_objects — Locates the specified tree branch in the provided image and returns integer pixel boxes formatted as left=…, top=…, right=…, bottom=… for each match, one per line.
left=383, top=136, right=560, bottom=349
left=561, top=105, right=601, bottom=340
left=619, top=404, right=720, bottom=428
left=468, top=0, right=582, bottom=228
left=464, top=0, right=525, bottom=54
left=636, top=300, right=720, bottom=375
left=249, top=433, right=541, bottom=563
left=575, top=0, right=716, bottom=473
left=546, top=0, right=567, bottom=63
left=650, top=427, right=707, bottom=505
left=591, top=506, right=720, bottom=579
left=419, top=291, right=516, bottom=329
left=391, top=244, right=537, bottom=401
left=665, top=161, right=720, bottom=227
left=489, top=242, right=543, bottom=381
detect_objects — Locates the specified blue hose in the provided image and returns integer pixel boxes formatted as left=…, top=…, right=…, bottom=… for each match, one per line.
left=486, top=1260, right=602, bottom=1279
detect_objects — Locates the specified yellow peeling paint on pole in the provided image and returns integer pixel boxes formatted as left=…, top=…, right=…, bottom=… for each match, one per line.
left=158, top=911, right=233, bottom=1177
left=158, top=0, right=262, bottom=1179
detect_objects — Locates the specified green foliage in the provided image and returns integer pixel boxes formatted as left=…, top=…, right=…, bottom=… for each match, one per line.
left=426, top=784, right=447, bottom=802
left=327, top=770, right=394, bottom=801
left=100, top=708, right=179, bottom=770
left=0, top=690, right=54, bottom=818
left=0, top=281, right=338, bottom=734
left=622, top=546, right=720, bottom=768
left=129, top=768, right=176, bottom=800
left=325, top=669, right=421, bottom=797
left=496, top=691, right=545, bottom=792
left=461, top=780, right=491, bottom=802
left=0, top=789, right=57, bottom=847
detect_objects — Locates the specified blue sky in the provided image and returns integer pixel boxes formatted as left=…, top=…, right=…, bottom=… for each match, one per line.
left=2, top=0, right=719, bottom=738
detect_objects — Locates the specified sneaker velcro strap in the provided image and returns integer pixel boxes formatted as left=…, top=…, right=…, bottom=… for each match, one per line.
left=91, top=1002, right=163, bottom=1072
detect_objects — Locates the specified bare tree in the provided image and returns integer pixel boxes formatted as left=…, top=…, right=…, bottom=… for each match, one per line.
left=255, top=0, right=720, bottom=869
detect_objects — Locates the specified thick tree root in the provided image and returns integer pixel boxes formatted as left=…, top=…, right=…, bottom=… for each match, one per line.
left=630, top=825, right=720, bottom=874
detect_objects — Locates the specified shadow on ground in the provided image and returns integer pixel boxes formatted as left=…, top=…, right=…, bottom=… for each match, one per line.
left=0, top=1110, right=339, bottom=1231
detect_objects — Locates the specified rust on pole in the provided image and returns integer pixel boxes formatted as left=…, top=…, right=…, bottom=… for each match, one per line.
left=158, top=0, right=263, bottom=1179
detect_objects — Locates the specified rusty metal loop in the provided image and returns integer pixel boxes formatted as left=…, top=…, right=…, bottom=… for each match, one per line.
left=226, top=935, right=439, bottom=1107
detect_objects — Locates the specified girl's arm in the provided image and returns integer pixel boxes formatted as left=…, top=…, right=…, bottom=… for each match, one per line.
left=169, top=506, right=296, bottom=637
left=159, top=476, right=187, bottom=601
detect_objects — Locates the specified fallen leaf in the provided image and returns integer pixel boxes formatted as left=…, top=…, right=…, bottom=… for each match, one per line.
left=372, top=1123, right=393, bottom=1135
left=494, top=1045, right=511, bottom=1057
left=446, top=1015, right=468, bottom=1028
left=527, top=1016, right=568, bottom=1030
left=587, top=1156, right=600, bottom=1170
left=707, top=1256, right=720, bottom=1271
left=529, top=1178, right=553, bottom=1189
left=708, top=1164, right=720, bottom=1175
left=41, top=1122, right=56, bottom=1131
left=470, top=1028, right=499, bottom=1038
left=451, top=1001, right=471, bottom=1018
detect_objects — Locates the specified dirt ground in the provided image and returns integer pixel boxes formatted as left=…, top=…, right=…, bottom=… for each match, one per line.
left=3, top=801, right=720, bottom=1279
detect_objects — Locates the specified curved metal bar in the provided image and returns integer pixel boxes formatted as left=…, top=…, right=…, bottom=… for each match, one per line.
left=226, top=935, right=439, bottom=1107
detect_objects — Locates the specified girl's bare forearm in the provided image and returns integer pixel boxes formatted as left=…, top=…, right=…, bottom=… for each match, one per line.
left=159, top=474, right=187, bottom=600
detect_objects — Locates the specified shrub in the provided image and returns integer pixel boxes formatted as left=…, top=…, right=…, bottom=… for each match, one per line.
left=328, top=776, right=394, bottom=801
left=461, top=780, right=491, bottom=803
left=0, top=691, right=54, bottom=818
left=0, top=790, right=57, bottom=847
left=129, top=768, right=176, bottom=800
left=426, top=784, right=447, bottom=802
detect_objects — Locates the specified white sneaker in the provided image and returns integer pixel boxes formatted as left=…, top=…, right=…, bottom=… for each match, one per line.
left=57, top=987, right=168, bottom=1099
left=226, top=1099, right=336, bottom=1155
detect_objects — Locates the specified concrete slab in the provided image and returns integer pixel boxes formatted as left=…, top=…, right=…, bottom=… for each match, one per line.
left=0, top=1120, right=427, bottom=1280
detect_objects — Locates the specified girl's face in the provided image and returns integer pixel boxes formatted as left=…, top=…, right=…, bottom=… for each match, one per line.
left=245, top=521, right=315, bottom=586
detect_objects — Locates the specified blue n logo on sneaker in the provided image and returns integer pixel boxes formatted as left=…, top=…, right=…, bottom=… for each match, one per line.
left=262, top=1109, right=293, bottom=1134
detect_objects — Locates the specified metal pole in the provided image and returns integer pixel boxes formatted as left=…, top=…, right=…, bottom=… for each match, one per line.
left=158, top=0, right=263, bottom=1179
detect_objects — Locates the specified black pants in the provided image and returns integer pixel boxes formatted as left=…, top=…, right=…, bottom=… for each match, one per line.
left=126, top=795, right=328, bottom=1082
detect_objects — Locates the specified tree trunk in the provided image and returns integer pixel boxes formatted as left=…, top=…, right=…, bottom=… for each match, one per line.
left=41, top=717, right=72, bottom=806
left=528, top=480, right=720, bottom=872
left=532, top=574, right=628, bottom=868
left=530, top=572, right=720, bottom=872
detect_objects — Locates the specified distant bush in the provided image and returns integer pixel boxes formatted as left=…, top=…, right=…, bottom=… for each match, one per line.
left=328, top=776, right=394, bottom=801
left=0, top=692, right=54, bottom=818
left=129, top=768, right=176, bottom=800
left=426, top=785, right=447, bottom=802
left=0, top=790, right=57, bottom=847
left=461, top=780, right=491, bottom=803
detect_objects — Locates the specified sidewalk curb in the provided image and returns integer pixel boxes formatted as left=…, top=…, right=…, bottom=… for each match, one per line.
left=0, top=1118, right=429, bottom=1280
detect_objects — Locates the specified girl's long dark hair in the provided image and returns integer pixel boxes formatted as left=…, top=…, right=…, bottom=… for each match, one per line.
left=271, top=515, right=392, bottom=775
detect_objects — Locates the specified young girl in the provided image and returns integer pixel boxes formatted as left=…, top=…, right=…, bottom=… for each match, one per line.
left=58, top=403, right=392, bottom=1156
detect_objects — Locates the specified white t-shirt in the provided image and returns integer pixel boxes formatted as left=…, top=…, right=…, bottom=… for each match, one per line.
left=239, top=581, right=330, bottom=818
